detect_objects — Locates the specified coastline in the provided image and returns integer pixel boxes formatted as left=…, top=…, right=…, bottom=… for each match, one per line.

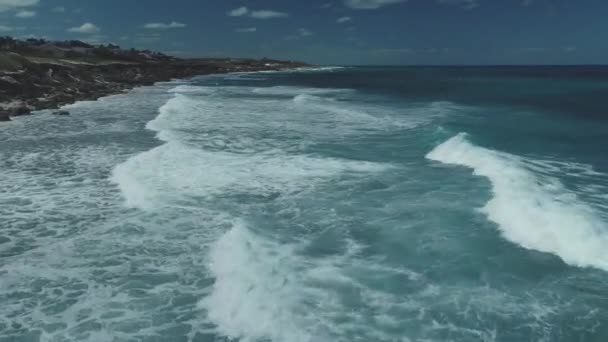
left=0, top=54, right=306, bottom=122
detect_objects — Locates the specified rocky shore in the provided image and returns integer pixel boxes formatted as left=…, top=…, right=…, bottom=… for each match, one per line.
left=0, top=37, right=306, bottom=121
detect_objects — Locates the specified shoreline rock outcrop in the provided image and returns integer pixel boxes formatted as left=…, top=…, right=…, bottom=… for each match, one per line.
left=0, top=37, right=307, bottom=121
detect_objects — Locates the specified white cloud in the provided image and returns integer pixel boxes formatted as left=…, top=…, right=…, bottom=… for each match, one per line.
left=0, top=25, right=14, bottom=32
left=142, top=21, right=187, bottom=29
left=226, top=6, right=289, bottom=19
left=51, top=6, right=65, bottom=13
left=228, top=6, right=289, bottom=19
left=0, top=0, right=38, bottom=12
left=236, top=27, right=257, bottom=33
left=344, top=0, right=406, bottom=9
left=228, top=6, right=248, bottom=17
left=298, top=28, right=313, bottom=36
left=337, top=16, right=352, bottom=23
left=67, top=22, right=100, bottom=34
left=286, top=28, right=313, bottom=40
left=437, top=0, right=480, bottom=10
left=250, top=10, right=289, bottom=19
left=15, top=9, right=35, bottom=18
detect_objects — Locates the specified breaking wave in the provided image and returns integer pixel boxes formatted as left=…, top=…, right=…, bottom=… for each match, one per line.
left=427, top=133, right=608, bottom=271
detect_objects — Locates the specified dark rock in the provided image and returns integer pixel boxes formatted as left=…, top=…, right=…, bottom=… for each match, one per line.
left=0, top=38, right=308, bottom=121
left=8, top=104, right=31, bottom=116
left=0, top=52, right=30, bottom=71
left=0, top=75, right=18, bottom=85
left=52, top=110, right=70, bottom=116
left=1, top=102, right=31, bottom=117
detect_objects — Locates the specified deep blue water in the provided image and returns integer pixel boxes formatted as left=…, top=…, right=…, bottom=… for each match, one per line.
left=1, top=66, right=608, bottom=342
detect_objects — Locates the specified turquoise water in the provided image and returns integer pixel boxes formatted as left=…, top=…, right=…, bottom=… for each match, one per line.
left=1, top=66, right=608, bottom=341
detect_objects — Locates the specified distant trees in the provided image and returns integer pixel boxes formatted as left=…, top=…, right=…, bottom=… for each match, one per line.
left=0, top=36, right=17, bottom=50
left=68, top=40, right=93, bottom=48
left=0, top=35, right=173, bottom=62
left=25, top=38, right=47, bottom=46
left=91, top=45, right=114, bottom=59
left=55, top=40, right=93, bottom=49
left=1, top=36, right=49, bottom=55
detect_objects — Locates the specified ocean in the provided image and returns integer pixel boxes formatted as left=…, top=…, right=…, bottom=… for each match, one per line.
left=1, top=66, right=608, bottom=342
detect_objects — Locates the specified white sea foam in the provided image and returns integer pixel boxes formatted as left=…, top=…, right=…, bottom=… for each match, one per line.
left=107, top=85, right=466, bottom=341
left=168, top=84, right=217, bottom=94
left=111, top=140, right=388, bottom=209
left=292, top=93, right=392, bottom=127
left=145, top=94, right=199, bottom=141
left=113, top=85, right=392, bottom=209
left=252, top=85, right=354, bottom=96
left=293, top=66, right=347, bottom=73
left=200, top=222, right=316, bottom=342
left=254, top=66, right=345, bottom=74
left=223, top=74, right=268, bottom=81
left=147, top=84, right=441, bottom=146
left=426, top=133, right=608, bottom=271
left=292, top=92, right=442, bottom=130
left=199, top=221, right=429, bottom=342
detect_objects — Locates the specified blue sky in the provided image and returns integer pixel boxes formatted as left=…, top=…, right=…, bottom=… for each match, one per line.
left=0, top=0, right=606, bottom=65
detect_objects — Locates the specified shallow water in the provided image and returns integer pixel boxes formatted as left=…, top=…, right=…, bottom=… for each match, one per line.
left=1, top=67, right=608, bottom=342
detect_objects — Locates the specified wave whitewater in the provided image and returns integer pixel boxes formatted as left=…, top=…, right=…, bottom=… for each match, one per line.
left=4, top=65, right=608, bottom=342
left=108, top=82, right=411, bottom=341
left=427, top=133, right=608, bottom=271
left=110, top=84, right=393, bottom=209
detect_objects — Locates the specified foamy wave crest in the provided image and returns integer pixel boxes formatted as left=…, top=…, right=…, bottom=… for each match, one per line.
left=168, top=84, right=217, bottom=94
left=223, top=74, right=268, bottom=81
left=145, top=93, right=210, bottom=142
left=200, top=220, right=425, bottom=342
left=293, top=66, right=346, bottom=73
left=113, top=85, right=392, bottom=209
left=426, top=133, right=608, bottom=271
left=200, top=222, right=317, bottom=342
left=292, top=93, right=434, bottom=130
left=256, top=66, right=345, bottom=74
left=252, top=86, right=353, bottom=96
left=111, top=141, right=389, bottom=209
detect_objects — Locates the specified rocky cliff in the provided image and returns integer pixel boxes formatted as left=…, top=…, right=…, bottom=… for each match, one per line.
left=0, top=38, right=306, bottom=121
